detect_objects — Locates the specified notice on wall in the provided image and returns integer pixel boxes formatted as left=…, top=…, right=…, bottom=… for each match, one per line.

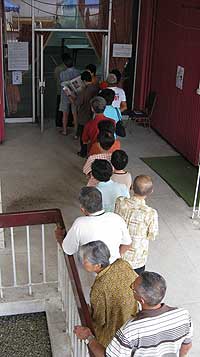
left=8, top=42, right=29, bottom=71
left=176, top=65, right=184, bottom=90
left=12, top=71, right=22, bottom=85
left=113, top=43, right=132, bottom=58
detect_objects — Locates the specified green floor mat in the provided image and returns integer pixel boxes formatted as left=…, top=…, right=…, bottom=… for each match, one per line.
left=141, top=156, right=198, bottom=207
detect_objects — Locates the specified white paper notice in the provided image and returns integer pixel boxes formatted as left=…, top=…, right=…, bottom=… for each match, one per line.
left=113, top=43, right=132, bottom=58
left=8, top=42, right=29, bottom=71
left=12, top=71, right=22, bottom=85
left=176, top=65, right=184, bottom=90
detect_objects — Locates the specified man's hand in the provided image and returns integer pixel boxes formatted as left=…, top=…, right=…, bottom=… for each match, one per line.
left=73, top=326, right=92, bottom=340
left=55, top=225, right=66, bottom=245
left=74, top=326, right=105, bottom=357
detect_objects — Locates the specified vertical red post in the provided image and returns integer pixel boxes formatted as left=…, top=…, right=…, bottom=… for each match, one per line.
left=0, top=18, right=4, bottom=143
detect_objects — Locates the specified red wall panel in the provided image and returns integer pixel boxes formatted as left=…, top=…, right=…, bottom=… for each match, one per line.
left=0, top=17, right=4, bottom=143
left=150, top=0, right=200, bottom=165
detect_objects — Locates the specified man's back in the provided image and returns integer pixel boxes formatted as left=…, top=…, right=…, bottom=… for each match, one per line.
left=106, top=305, right=192, bottom=357
left=62, top=211, right=131, bottom=263
left=96, top=180, right=130, bottom=212
left=115, top=195, right=158, bottom=269
left=91, top=258, right=138, bottom=347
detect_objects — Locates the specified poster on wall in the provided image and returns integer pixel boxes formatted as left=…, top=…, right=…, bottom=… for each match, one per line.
left=113, top=44, right=132, bottom=58
left=12, top=71, right=22, bottom=85
left=176, top=65, right=184, bottom=90
left=8, top=42, right=29, bottom=71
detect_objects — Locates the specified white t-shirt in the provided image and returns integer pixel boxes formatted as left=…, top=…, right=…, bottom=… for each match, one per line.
left=109, top=86, right=126, bottom=108
left=62, top=210, right=131, bottom=263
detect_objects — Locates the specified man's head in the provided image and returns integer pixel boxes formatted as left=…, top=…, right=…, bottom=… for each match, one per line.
left=85, top=63, right=97, bottom=76
left=111, top=150, right=128, bottom=170
left=90, top=96, right=106, bottom=114
left=81, top=70, right=92, bottom=84
left=111, top=69, right=121, bottom=84
left=98, top=131, right=115, bottom=151
left=99, top=88, right=115, bottom=105
left=79, top=187, right=103, bottom=214
left=98, top=119, right=115, bottom=135
left=91, top=159, right=113, bottom=182
left=107, top=73, right=118, bottom=86
left=62, top=54, right=73, bottom=67
left=78, top=240, right=110, bottom=273
left=131, top=271, right=167, bottom=307
left=133, top=175, right=153, bottom=197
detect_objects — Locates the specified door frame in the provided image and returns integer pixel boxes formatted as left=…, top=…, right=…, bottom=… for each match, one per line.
left=32, top=1, right=113, bottom=132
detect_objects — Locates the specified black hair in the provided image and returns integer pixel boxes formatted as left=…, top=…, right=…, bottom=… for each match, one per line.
left=138, top=271, right=167, bottom=306
left=98, top=119, right=115, bottom=134
left=85, top=63, right=97, bottom=75
left=63, top=55, right=73, bottom=67
left=111, top=69, right=122, bottom=83
left=79, top=187, right=102, bottom=213
left=111, top=150, right=128, bottom=170
left=91, top=159, right=113, bottom=182
left=98, top=131, right=115, bottom=150
left=99, top=88, right=115, bottom=105
left=62, top=53, right=70, bottom=63
left=81, top=71, right=92, bottom=82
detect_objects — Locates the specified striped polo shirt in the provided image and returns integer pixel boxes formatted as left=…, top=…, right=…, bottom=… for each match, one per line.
left=105, top=304, right=192, bottom=357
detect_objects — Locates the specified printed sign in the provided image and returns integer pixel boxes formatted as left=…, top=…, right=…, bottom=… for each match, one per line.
left=8, top=42, right=29, bottom=71
left=113, top=44, right=132, bottom=58
left=12, top=71, right=22, bottom=85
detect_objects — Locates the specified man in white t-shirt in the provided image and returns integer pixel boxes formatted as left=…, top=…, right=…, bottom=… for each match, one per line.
left=55, top=187, right=131, bottom=263
left=107, top=72, right=127, bottom=112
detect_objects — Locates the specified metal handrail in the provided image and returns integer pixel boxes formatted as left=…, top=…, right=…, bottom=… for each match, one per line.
left=0, top=208, right=94, bottom=349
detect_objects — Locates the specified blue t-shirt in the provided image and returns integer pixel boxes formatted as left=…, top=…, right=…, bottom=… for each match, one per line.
left=104, top=105, right=122, bottom=124
left=96, top=180, right=130, bottom=212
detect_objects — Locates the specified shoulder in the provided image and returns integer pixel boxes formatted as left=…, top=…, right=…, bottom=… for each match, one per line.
left=145, top=205, right=158, bottom=216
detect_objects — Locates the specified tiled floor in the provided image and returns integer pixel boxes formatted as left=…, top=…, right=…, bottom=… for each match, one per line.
left=0, top=122, right=199, bottom=356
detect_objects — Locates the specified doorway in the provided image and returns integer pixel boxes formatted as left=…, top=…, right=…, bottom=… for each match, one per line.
left=35, top=29, right=109, bottom=132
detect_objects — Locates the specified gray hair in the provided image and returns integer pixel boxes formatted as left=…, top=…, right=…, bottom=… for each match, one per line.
left=79, top=241, right=110, bottom=268
left=79, top=187, right=102, bottom=213
left=90, top=96, right=106, bottom=114
left=137, top=271, right=167, bottom=306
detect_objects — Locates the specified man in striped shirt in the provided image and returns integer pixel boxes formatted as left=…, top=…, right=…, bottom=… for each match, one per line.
left=74, top=271, right=193, bottom=357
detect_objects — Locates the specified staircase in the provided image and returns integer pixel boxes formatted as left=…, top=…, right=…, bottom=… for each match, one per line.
left=0, top=209, right=94, bottom=356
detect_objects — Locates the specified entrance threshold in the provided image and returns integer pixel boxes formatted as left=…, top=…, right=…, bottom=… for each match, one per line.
left=5, top=117, right=33, bottom=123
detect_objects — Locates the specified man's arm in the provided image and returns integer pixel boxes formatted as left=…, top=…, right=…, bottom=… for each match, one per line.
left=82, top=123, right=90, bottom=144
left=55, top=225, right=66, bottom=246
left=179, top=342, right=192, bottom=356
left=61, top=221, right=80, bottom=255
left=119, top=243, right=132, bottom=256
left=74, top=326, right=105, bottom=357
left=120, top=101, right=127, bottom=112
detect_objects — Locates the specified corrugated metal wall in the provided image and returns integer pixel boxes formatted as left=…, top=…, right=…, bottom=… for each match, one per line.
left=136, top=0, right=200, bottom=165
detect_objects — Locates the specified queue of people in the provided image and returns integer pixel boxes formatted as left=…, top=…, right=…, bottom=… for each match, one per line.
left=54, top=56, right=193, bottom=356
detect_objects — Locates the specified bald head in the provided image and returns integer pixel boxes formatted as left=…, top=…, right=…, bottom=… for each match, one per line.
left=133, top=175, right=153, bottom=197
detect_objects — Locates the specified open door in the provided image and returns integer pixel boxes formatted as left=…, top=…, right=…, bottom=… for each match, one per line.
left=0, top=18, right=5, bottom=143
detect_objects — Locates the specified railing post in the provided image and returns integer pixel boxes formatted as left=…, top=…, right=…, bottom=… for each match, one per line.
left=26, top=226, right=32, bottom=295
left=0, top=267, right=3, bottom=299
left=41, top=224, right=46, bottom=283
left=10, top=227, right=17, bottom=287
